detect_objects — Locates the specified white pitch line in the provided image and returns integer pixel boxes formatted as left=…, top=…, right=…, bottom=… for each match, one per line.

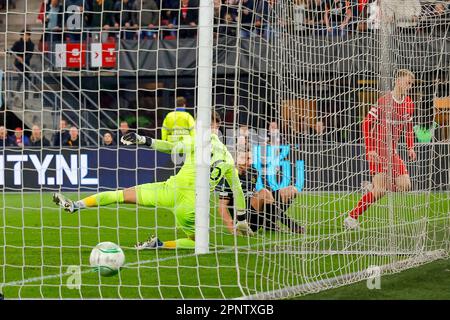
left=4, top=225, right=443, bottom=289
left=0, top=239, right=295, bottom=288
left=1, top=250, right=229, bottom=288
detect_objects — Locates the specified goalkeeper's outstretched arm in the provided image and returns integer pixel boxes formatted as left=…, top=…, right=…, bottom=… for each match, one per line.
left=121, top=132, right=188, bottom=154
left=222, top=164, right=254, bottom=236
left=218, top=197, right=236, bottom=234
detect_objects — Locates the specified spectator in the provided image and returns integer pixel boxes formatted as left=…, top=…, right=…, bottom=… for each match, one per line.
left=259, top=121, right=289, bottom=169
left=367, top=0, right=381, bottom=31
left=139, top=0, right=160, bottom=39
left=52, top=119, right=70, bottom=146
left=423, top=1, right=450, bottom=37
left=118, top=120, right=131, bottom=144
left=11, top=30, right=35, bottom=99
left=239, top=0, right=256, bottom=38
left=218, top=12, right=238, bottom=38
left=324, top=0, right=352, bottom=37
left=213, top=0, right=222, bottom=21
left=393, top=0, right=421, bottom=34
left=37, top=1, right=47, bottom=24
left=255, top=0, right=276, bottom=39
left=352, top=0, right=369, bottom=32
left=44, top=0, right=64, bottom=47
left=45, top=0, right=64, bottom=33
left=175, top=0, right=199, bottom=39
left=1, top=0, right=16, bottom=10
left=87, top=0, right=118, bottom=42
left=223, top=0, right=239, bottom=20
left=367, top=0, right=421, bottom=34
left=161, top=0, right=178, bottom=25
left=290, top=0, right=308, bottom=34
left=114, top=0, right=139, bottom=40
left=36, top=1, right=47, bottom=61
left=65, top=126, right=80, bottom=147
left=0, top=126, right=16, bottom=147
left=267, top=121, right=282, bottom=146
left=236, top=125, right=250, bottom=153
left=9, top=127, right=30, bottom=147
left=160, top=0, right=178, bottom=39
left=29, top=125, right=51, bottom=147
left=305, top=0, right=327, bottom=34
left=102, top=131, right=116, bottom=147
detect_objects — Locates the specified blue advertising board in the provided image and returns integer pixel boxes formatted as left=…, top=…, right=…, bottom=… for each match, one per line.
left=0, top=147, right=173, bottom=191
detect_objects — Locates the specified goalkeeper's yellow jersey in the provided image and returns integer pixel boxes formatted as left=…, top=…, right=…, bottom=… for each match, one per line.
left=151, top=134, right=246, bottom=211
left=161, top=109, right=195, bottom=142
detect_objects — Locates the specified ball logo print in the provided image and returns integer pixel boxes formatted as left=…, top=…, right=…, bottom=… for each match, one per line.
left=89, top=242, right=125, bottom=277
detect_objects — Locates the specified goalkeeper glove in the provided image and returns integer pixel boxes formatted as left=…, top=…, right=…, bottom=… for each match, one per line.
left=236, top=219, right=255, bottom=237
left=121, top=132, right=153, bottom=146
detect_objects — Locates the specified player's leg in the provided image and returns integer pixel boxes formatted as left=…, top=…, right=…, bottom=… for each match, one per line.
left=149, top=205, right=196, bottom=249
left=135, top=194, right=196, bottom=250
left=161, top=202, right=196, bottom=249
left=250, top=188, right=279, bottom=231
left=345, top=173, right=387, bottom=229
left=244, top=196, right=264, bottom=232
left=53, top=188, right=132, bottom=213
left=395, top=174, right=412, bottom=192
left=259, top=187, right=303, bottom=233
left=272, top=187, right=304, bottom=234
left=136, top=234, right=196, bottom=250
left=53, top=182, right=170, bottom=213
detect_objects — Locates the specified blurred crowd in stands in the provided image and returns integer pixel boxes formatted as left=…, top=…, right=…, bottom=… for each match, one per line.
left=1, top=0, right=449, bottom=147
left=0, top=118, right=134, bottom=147
left=0, top=95, right=196, bottom=147
left=2, top=0, right=447, bottom=43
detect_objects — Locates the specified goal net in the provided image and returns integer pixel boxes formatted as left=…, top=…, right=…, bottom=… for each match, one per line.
left=0, top=0, right=449, bottom=299
left=219, top=0, right=450, bottom=299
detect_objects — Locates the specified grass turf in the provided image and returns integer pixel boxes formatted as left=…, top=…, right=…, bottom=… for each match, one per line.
left=0, top=192, right=448, bottom=299
left=297, top=258, right=450, bottom=300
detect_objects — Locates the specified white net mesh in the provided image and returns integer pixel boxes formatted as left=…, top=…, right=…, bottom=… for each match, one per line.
left=213, top=0, right=450, bottom=298
left=0, top=0, right=449, bottom=299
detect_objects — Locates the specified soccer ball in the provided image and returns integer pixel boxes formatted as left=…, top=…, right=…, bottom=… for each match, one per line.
left=89, top=242, right=125, bottom=277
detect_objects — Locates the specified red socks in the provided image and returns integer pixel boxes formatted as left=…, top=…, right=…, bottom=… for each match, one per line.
left=349, top=192, right=375, bottom=219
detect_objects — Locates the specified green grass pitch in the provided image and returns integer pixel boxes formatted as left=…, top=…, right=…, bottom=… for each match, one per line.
left=297, top=258, right=450, bottom=300
left=0, top=192, right=449, bottom=299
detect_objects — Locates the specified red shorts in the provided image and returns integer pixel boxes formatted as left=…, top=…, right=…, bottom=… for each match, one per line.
left=367, top=152, right=408, bottom=178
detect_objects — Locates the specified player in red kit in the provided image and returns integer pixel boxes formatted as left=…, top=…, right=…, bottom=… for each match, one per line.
left=344, top=69, right=417, bottom=230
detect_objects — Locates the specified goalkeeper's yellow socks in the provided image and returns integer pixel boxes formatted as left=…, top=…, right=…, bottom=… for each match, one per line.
left=76, top=190, right=125, bottom=209
left=163, top=238, right=195, bottom=249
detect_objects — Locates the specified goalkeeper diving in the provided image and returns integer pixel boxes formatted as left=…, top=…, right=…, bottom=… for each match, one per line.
left=52, top=111, right=254, bottom=249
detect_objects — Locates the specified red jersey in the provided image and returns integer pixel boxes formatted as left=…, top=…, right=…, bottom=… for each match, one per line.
left=363, top=92, right=415, bottom=157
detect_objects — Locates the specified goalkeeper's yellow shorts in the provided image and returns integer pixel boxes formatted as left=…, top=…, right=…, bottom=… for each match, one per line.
left=135, top=182, right=196, bottom=237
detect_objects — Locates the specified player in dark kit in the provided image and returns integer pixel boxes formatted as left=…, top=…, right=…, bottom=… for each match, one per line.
left=217, top=151, right=304, bottom=234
